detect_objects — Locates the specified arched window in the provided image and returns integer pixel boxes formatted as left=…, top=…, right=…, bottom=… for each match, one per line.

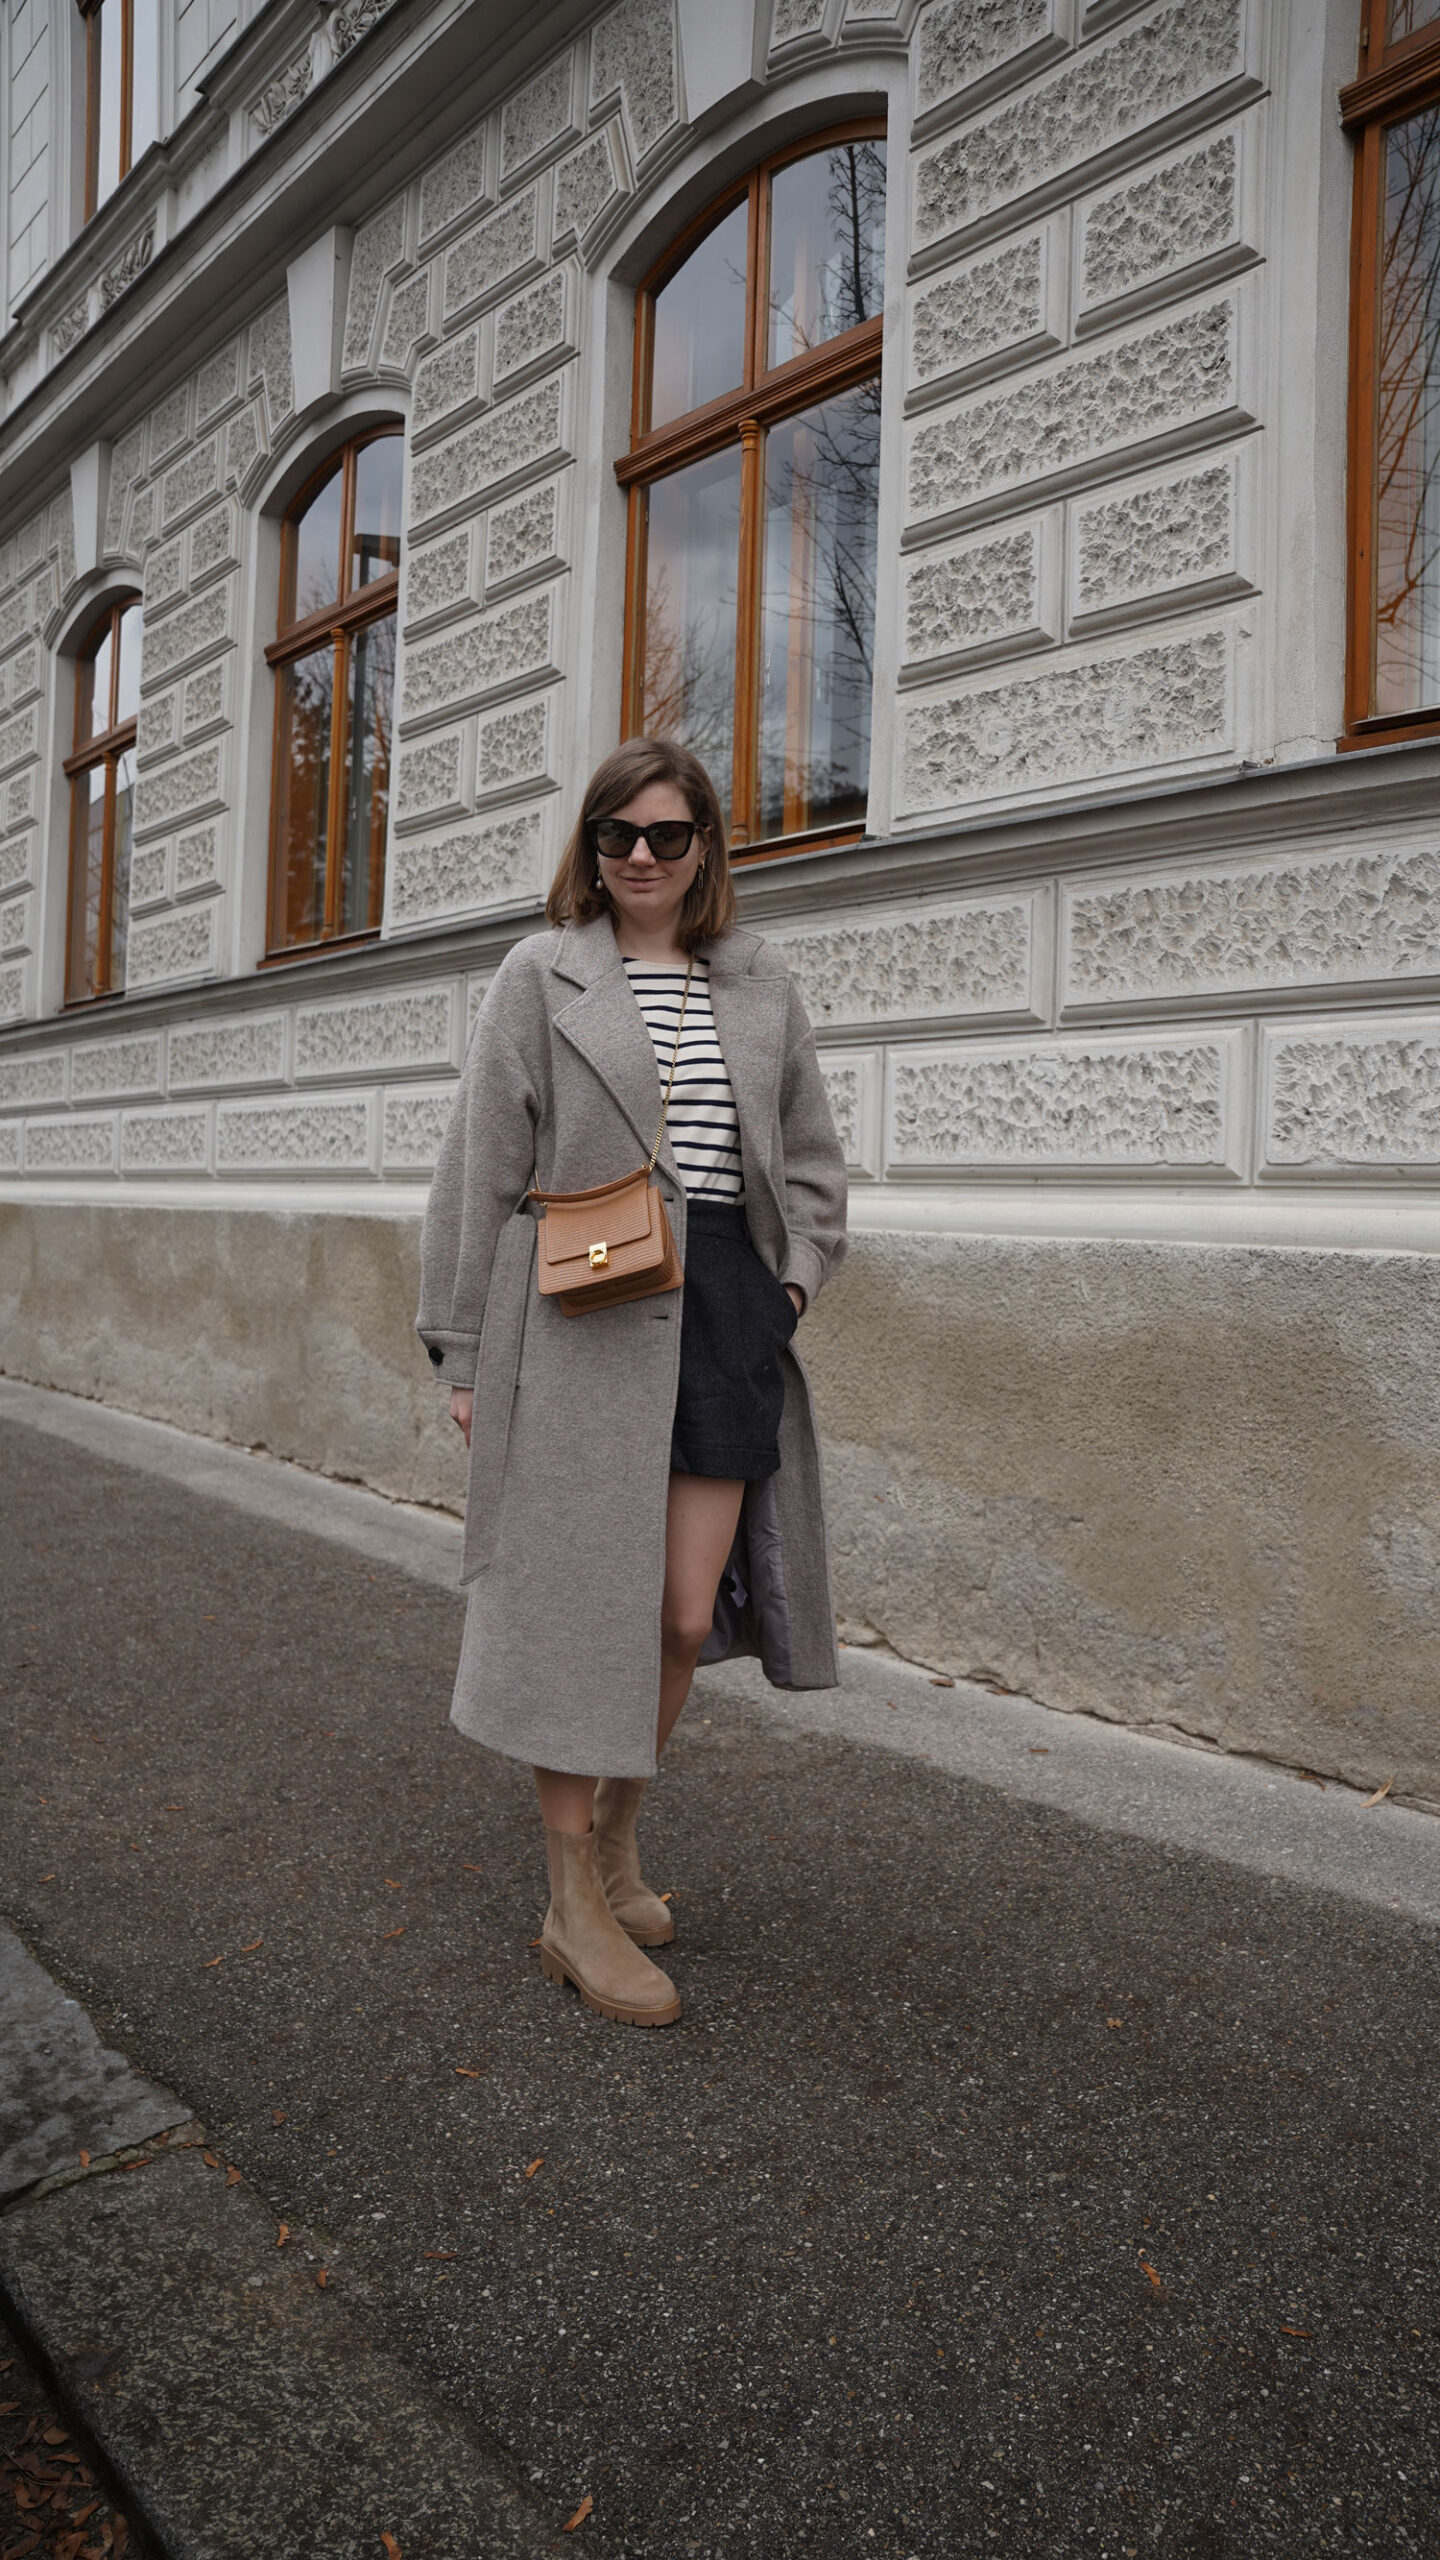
left=63, top=593, right=142, bottom=1005
left=79, top=0, right=159, bottom=220
left=617, top=126, right=886, bottom=853
left=265, top=428, right=402, bottom=956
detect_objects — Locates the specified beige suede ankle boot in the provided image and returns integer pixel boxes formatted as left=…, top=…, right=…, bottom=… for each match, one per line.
left=539, top=1826, right=680, bottom=2026
left=592, top=1776, right=676, bottom=1946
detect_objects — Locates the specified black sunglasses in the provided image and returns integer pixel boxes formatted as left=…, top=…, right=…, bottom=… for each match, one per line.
left=591, top=818, right=701, bottom=863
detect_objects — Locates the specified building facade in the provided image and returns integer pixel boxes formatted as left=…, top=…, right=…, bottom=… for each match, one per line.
left=3, top=0, right=1440, bottom=1797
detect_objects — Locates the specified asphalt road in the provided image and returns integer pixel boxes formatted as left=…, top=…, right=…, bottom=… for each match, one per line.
left=1, top=1412, right=1437, bottom=2558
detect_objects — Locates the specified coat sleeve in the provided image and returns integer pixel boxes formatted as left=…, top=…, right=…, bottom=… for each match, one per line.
left=416, top=973, right=541, bottom=1390
left=776, top=975, right=849, bottom=1311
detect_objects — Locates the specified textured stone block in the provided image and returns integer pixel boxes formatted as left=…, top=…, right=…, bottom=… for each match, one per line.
left=216, top=1094, right=376, bottom=1173
left=183, top=662, right=227, bottom=736
left=1079, top=129, right=1243, bottom=321
left=148, top=386, right=190, bottom=466
left=127, top=904, right=218, bottom=986
left=402, top=590, right=557, bottom=721
left=143, top=583, right=233, bottom=685
left=381, top=270, right=433, bottom=372
left=914, top=0, right=1065, bottom=129
left=4, top=766, right=37, bottom=829
left=418, top=128, right=489, bottom=249
left=295, top=986, right=457, bottom=1080
left=136, top=693, right=178, bottom=763
left=902, top=516, right=1057, bottom=674
left=443, top=192, right=540, bottom=326
left=0, top=962, right=24, bottom=1023
left=500, top=52, right=577, bottom=180
left=818, top=1047, right=882, bottom=1177
left=382, top=1084, right=459, bottom=1172
left=103, top=430, right=144, bottom=553
left=553, top=129, right=627, bottom=250
left=412, top=331, right=482, bottom=440
left=1265, top=1018, right=1440, bottom=1171
left=0, top=1051, right=66, bottom=1107
left=774, top=897, right=1035, bottom=1028
left=493, top=268, right=572, bottom=388
left=410, top=377, right=566, bottom=528
left=0, top=836, right=35, bottom=894
left=161, top=438, right=221, bottom=529
left=343, top=197, right=409, bottom=374
left=120, top=1107, right=210, bottom=1172
left=907, top=229, right=1059, bottom=400
left=249, top=298, right=295, bottom=432
left=1071, top=454, right=1242, bottom=628
left=907, top=299, right=1241, bottom=531
left=900, top=627, right=1230, bottom=812
left=405, top=530, right=475, bottom=631
left=0, top=709, right=37, bottom=775
left=70, top=1034, right=163, bottom=1101
left=147, top=535, right=188, bottom=609
left=476, top=696, right=551, bottom=797
left=174, top=824, right=220, bottom=896
left=195, top=340, right=241, bottom=426
left=770, top=0, right=829, bottom=47
left=590, top=0, right=679, bottom=162
left=0, top=894, right=32, bottom=955
left=133, top=743, right=223, bottom=838
left=226, top=405, right=265, bottom=490
left=888, top=1031, right=1240, bottom=1171
left=913, top=0, right=1248, bottom=254
left=395, top=730, right=469, bottom=827
left=486, top=478, right=564, bottom=594
left=1065, top=837, right=1440, bottom=1011
left=190, top=501, right=239, bottom=585
left=388, top=807, right=545, bottom=925
left=129, top=844, right=169, bottom=908
left=0, top=1120, right=19, bottom=1169
left=168, top=1013, right=287, bottom=1091
left=24, top=1115, right=117, bottom=1174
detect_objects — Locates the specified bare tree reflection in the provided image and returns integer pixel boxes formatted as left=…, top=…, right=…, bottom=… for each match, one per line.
left=1375, top=103, right=1440, bottom=707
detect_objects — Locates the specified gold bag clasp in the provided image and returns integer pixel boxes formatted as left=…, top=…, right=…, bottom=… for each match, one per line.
left=589, top=1241, right=608, bottom=1269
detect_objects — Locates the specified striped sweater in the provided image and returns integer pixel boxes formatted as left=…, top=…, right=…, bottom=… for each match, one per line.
left=621, top=956, right=744, bottom=1201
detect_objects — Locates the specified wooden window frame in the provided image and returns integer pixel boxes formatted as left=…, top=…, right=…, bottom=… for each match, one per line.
left=616, top=119, right=886, bottom=860
left=263, top=427, right=401, bottom=962
left=1341, top=5, right=1440, bottom=746
left=62, top=594, right=140, bottom=1006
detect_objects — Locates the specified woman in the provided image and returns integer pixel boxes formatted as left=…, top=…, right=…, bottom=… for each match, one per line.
left=417, top=738, right=848, bottom=2028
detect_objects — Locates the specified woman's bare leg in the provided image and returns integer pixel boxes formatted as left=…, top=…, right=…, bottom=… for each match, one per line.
left=658, top=1473, right=745, bottom=1755
left=534, top=1770, right=598, bottom=1835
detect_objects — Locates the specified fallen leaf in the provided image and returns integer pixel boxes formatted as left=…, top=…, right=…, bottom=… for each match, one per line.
left=42, top=2426, right=69, bottom=2445
left=315, top=2269, right=328, bottom=2289
left=78, top=2150, right=91, bottom=2168
left=225, top=2166, right=243, bottom=2187
left=1279, top=2324, right=1313, bottom=2338
left=1138, top=2257, right=1163, bottom=2293
left=164, top=1805, right=183, bottom=1812
left=0, top=2398, right=19, bottom=2414
left=659, top=1893, right=674, bottom=1905
left=240, top=1939, right=263, bottom=1954
left=1362, top=1777, right=1395, bottom=1808
left=381, top=2537, right=402, bottom=2560
left=381, top=1926, right=406, bottom=1940
left=423, top=2251, right=456, bottom=2261
left=455, top=2067, right=480, bottom=2078
left=1106, top=2017, right=1123, bottom=2028
left=525, top=2157, right=544, bottom=2179
left=277, top=2224, right=290, bottom=2248
left=564, top=2497, right=593, bottom=2533
left=73, top=2501, right=101, bottom=2524
left=1029, top=1747, right=1051, bottom=1755
left=203, top=2153, right=220, bottom=2169
left=272, top=2109, right=286, bottom=2126
left=202, top=1955, right=223, bottom=1969
left=1295, top=1771, right=1326, bottom=1789
left=886, top=1700, right=898, bottom=1711
left=39, top=1872, right=56, bottom=1884
left=528, top=1937, right=544, bottom=1948
left=462, top=1862, right=482, bottom=1872
left=121, top=2157, right=155, bottom=2172
left=929, top=1676, right=956, bottom=1689
left=385, top=1878, right=401, bottom=1889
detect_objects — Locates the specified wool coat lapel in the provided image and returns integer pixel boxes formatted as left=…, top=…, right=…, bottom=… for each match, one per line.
left=550, top=918, right=681, bottom=1184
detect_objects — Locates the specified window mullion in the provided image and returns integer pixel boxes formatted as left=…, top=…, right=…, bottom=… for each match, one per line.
left=621, top=486, right=649, bottom=737
left=96, top=755, right=118, bottom=999
left=731, top=418, right=765, bottom=846
left=323, top=630, right=349, bottom=938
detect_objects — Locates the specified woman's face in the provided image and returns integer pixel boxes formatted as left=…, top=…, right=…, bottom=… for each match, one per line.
left=593, top=780, right=707, bottom=942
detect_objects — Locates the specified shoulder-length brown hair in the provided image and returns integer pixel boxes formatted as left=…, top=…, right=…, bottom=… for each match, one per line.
left=546, top=737, right=738, bottom=952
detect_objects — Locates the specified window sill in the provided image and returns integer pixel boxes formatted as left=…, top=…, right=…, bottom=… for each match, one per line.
left=1338, top=712, right=1440, bottom=752
left=260, top=929, right=382, bottom=969
left=731, top=825, right=865, bottom=866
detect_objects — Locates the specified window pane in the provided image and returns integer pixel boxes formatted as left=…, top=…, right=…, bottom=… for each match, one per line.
left=650, top=200, right=749, bottom=431
left=129, top=0, right=159, bottom=164
left=1389, top=0, right=1440, bottom=37
left=86, top=620, right=115, bottom=739
left=274, top=647, right=334, bottom=945
left=109, top=748, right=134, bottom=992
left=288, top=460, right=345, bottom=624
left=757, top=380, right=879, bottom=839
left=339, top=613, right=394, bottom=933
left=114, top=602, right=143, bottom=728
left=68, top=767, right=108, bottom=1002
left=96, top=0, right=124, bottom=209
left=1374, top=105, right=1440, bottom=716
left=352, top=437, right=403, bottom=591
left=640, top=446, right=742, bottom=828
left=766, top=141, right=886, bottom=372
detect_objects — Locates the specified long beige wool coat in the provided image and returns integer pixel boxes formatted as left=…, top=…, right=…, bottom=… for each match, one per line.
left=416, top=914, right=849, bottom=1777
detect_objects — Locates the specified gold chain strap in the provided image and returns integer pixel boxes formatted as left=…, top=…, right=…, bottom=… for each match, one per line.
left=646, top=953, right=694, bottom=1174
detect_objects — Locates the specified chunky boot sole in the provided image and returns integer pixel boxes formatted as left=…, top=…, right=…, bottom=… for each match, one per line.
left=539, top=1941, right=681, bottom=2027
left=617, top=1913, right=676, bottom=1948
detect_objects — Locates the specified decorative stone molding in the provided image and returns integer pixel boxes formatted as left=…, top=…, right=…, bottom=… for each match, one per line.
left=249, top=298, right=295, bottom=434
left=907, top=227, right=1060, bottom=404
left=99, top=227, right=155, bottom=312
left=418, top=129, right=490, bottom=250
left=405, top=531, right=475, bottom=631
left=142, top=581, right=233, bottom=685
left=818, top=1047, right=883, bottom=1177
left=146, top=537, right=185, bottom=607
left=476, top=695, right=552, bottom=798
left=913, top=0, right=1066, bottom=134
left=553, top=127, right=630, bottom=254
left=129, top=844, right=170, bottom=909
left=294, top=987, right=458, bottom=1080
left=486, top=478, right=565, bottom=595
left=161, top=438, right=222, bottom=532
left=1069, top=454, right=1246, bottom=632
left=175, top=824, right=222, bottom=897
left=493, top=269, right=572, bottom=391
left=900, top=627, right=1232, bottom=814
left=443, top=191, right=541, bottom=327
left=382, top=1086, right=458, bottom=1174
left=1064, top=839, right=1440, bottom=1012
left=191, top=502, right=240, bottom=586
left=381, top=272, right=433, bottom=372
left=53, top=296, right=91, bottom=358
left=24, top=1116, right=117, bottom=1174
left=127, top=903, right=220, bottom=987
left=195, top=342, right=242, bottom=427
left=0, top=1051, right=66, bottom=1108
left=773, top=897, right=1037, bottom=1028
left=121, top=1107, right=210, bottom=1173
left=500, top=52, right=578, bottom=182
left=1264, top=1017, right=1440, bottom=1173
left=413, top=331, right=483, bottom=440
left=0, top=895, right=33, bottom=957
left=589, top=0, right=680, bottom=167
left=887, top=1030, right=1242, bottom=1173
left=770, top=0, right=831, bottom=51
left=168, top=1015, right=288, bottom=1092
left=395, top=729, right=470, bottom=827
left=410, top=376, right=567, bottom=530
left=69, top=1035, right=164, bottom=1102
left=343, top=197, right=408, bottom=375
left=216, top=1093, right=377, bottom=1172
left=133, top=742, right=224, bottom=838
left=0, top=709, right=38, bottom=776
left=387, top=807, right=545, bottom=925
left=0, top=1122, right=19, bottom=1170
left=1078, top=128, right=1245, bottom=325
left=251, top=50, right=314, bottom=135
left=329, top=0, right=398, bottom=59
left=401, top=590, right=558, bottom=723
left=901, top=514, right=1059, bottom=677
left=148, top=387, right=191, bottom=467
left=0, top=964, right=25, bottom=1025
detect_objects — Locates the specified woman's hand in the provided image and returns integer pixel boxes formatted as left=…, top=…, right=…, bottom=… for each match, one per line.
left=785, top=1284, right=804, bottom=1318
left=450, top=1388, right=474, bottom=1446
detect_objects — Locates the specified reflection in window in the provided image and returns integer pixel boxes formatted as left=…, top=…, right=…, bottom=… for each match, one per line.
left=623, top=130, right=886, bottom=848
left=81, top=0, right=159, bottom=221
left=1389, top=0, right=1440, bottom=37
left=65, top=597, right=142, bottom=1003
left=267, top=430, right=401, bottom=955
left=1373, top=103, right=1440, bottom=715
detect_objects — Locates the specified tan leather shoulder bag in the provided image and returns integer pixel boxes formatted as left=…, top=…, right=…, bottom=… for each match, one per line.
left=529, top=956, right=692, bottom=1317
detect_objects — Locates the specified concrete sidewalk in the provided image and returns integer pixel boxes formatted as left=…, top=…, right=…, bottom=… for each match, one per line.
left=1, top=1382, right=1438, bottom=2557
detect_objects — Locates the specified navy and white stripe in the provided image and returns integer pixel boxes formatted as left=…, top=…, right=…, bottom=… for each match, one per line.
left=622, top=956, right=744, bottom=1201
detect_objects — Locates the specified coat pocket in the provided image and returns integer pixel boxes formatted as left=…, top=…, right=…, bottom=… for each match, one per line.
left=461, top=1211, right=535, bottom=1584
